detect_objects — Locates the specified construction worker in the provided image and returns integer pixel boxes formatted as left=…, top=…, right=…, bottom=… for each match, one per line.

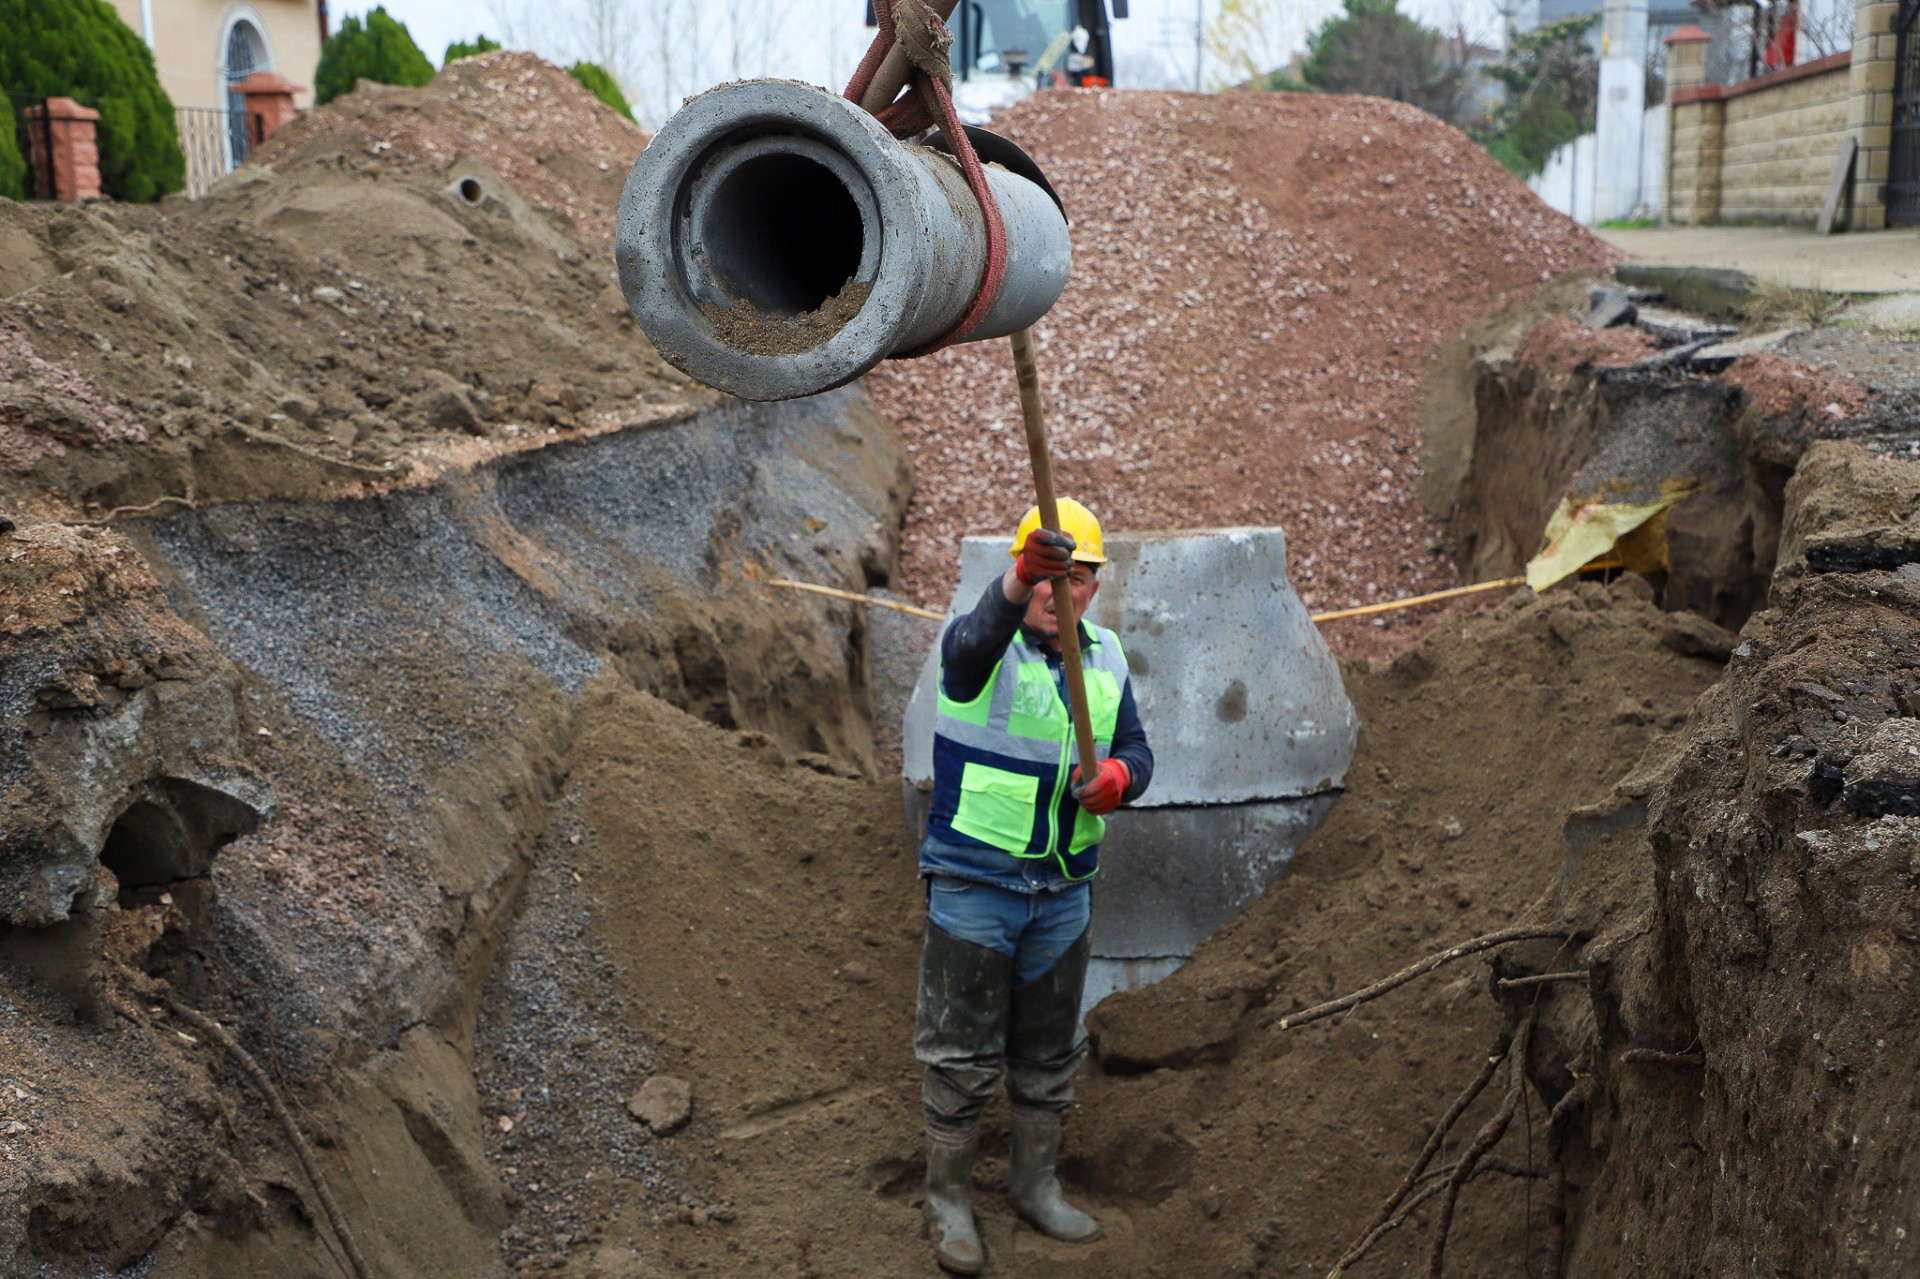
left=915, top=498, right=1153, bottom=1275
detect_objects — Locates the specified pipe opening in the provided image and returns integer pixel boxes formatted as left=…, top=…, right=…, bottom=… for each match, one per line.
left=456, top=176, right=486, bottom=205
left=700, top=152, right=865, bottom=316
left=100, top=778, right=264, bottom=904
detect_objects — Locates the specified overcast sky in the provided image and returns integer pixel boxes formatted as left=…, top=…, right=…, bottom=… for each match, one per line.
left=342, top=0, right=1507, bottom=125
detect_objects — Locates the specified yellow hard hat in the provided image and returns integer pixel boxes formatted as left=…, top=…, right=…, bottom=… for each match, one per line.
left=1009, top=499, right=1106, bottom=565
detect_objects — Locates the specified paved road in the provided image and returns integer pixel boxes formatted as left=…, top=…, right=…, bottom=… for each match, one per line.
left=1598, top=225, right=1920, bottom=294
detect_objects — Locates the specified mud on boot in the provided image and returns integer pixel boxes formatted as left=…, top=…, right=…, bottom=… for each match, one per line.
left=925, top=1124, right=987, bottom=1275
left=1008, top=1105, right=1102, bottom=1243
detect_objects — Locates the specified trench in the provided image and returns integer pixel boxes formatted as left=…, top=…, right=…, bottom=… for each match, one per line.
left=4, top=286, right=1897, bottom=1279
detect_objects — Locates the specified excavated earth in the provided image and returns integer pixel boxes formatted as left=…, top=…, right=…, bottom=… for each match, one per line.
left=3, top=50, right=1920, bottom=1279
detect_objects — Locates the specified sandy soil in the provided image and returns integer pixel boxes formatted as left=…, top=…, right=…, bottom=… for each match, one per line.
left=488, top=579, right=1725, bottom=1279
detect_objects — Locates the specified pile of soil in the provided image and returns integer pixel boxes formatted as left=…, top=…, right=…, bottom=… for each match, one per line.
left=0, top=53, right=683, bottom=520
left=867, top=89, right=1615, bottom=658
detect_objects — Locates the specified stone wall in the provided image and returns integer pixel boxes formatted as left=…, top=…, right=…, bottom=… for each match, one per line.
left=1663, top=0, right=1900, bottom=228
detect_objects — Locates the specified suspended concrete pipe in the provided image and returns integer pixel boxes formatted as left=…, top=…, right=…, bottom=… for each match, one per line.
left=901, top=530, right=1360, bottom=1011
left=616, top=79, right=1073, bottom=402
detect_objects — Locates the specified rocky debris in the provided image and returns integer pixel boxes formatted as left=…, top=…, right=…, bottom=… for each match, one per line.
left=1430, top=290, right=1880, bottom=637
left=627, top=1076, right=693, bottom=1135
left=1657, top=609, right=1738, bottom=660
left=1629, top=303, right=1739, bottom=348
left=867, top=89, right=1614, bottom=661
left=1691, top=326, right=1804, bottom=370
left=1584, top=284, right=1638, bottom=329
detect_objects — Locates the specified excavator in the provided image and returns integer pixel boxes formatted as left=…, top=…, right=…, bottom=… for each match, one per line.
left=866, top=0, right=1129, bottom=121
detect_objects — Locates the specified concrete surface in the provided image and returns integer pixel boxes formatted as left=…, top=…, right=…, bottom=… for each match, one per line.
left=1600, top=225, right=1920, bottom=294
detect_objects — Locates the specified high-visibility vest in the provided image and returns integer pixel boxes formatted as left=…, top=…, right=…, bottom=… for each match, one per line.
left=928, top=624, right=1131, bottom=882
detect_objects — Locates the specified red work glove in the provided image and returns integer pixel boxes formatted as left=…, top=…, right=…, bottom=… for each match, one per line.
left=1013, top=528, right=1077, bottom=587
left=1071, top=758, right=1131, bottom=816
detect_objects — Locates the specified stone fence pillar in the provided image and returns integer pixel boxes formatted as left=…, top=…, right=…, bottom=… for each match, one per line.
left=234, top=72, right=303, bottom=150
left=1664, top=27, right=1722, bottom=224
left=1847, top=0, right=1899, bottom=229
left=25, top=97, right=102, bottom=203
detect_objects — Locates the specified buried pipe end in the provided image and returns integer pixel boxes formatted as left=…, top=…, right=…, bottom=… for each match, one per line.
left=616, top=79, right=1070, bottom=402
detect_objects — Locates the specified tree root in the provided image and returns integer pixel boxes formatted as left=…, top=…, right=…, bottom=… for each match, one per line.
left=1426, top=1003, right=1537, bottom=1279
left=1277, top=925, right=1573, bottom=1031
left=1327, top=1005, right=1551, bottom=1279
left=162, top=994, right=378, bottom=1279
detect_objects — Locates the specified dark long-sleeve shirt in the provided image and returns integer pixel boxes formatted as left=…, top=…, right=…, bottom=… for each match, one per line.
left=939, top=576, right=1153, bottom=805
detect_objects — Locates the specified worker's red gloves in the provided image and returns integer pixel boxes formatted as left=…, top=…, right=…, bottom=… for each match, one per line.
left=1072, top=758, right=1131, bottom=816
left=1013, top=528, right=1077, bottom=587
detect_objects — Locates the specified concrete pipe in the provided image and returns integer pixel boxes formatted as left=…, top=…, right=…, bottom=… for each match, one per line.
left=616, top=79, right=1072, bottom=402
left=900, top=529, right=1360, bottom=1010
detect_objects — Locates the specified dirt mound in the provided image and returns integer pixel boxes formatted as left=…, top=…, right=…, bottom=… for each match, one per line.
left=1056, top=578, right=1724, bottom=1277
left=257, top=50, right=645, bottom=245
left=0, top=53, right=690, bottom=521
left=867, top=88, right=1614, bottom=659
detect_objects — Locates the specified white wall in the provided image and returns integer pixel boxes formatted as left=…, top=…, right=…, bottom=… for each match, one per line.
left=1530, top=132, right=1598, bottom=225
left=1528, top=101, right=1666, bottom=225
left=1639, top=102, right=1667, bottom=218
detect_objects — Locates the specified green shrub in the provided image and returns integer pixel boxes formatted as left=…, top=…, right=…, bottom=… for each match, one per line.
left=315, top=6, right=434, bottom=105
left=443, top=35, right=500, bottom=65
left=0, top=94, right=24, bottom=200
left=0, top=0, right=184, bottom=202
left=1476, top=14, right=1597, bottom=178
left=566, top=62, right=634, bottom=122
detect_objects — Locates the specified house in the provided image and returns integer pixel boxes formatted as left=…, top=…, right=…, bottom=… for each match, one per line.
left=104, top=0, right=327, bottom=191
left=108, top=0, right=325, bottom=112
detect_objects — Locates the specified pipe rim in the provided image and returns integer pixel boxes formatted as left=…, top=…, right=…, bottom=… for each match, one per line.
left=617, top=81, right=929, bottom=401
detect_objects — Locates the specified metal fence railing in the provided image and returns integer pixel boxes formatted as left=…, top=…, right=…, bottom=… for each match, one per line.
left=175, top=105, right=260, bottom=198
left=7, top=91, right=57, bottom=200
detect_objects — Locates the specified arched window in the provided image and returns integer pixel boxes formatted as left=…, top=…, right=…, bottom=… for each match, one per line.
left=223, top=17, right=271, bottom=165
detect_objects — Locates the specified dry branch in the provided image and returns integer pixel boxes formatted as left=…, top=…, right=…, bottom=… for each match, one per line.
left=1495, top=970, right=1588, bottom=989
left=1275, top=925, right=1573, bottom=1031
left=1620, top=1047, right=1704, bottom=1067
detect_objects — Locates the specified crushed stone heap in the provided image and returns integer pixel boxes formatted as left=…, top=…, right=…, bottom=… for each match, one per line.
left=867, top=88, right=1614, bottom=657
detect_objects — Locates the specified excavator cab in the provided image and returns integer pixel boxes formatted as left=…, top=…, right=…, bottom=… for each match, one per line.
left=865, top=0, right=1126, bottom=122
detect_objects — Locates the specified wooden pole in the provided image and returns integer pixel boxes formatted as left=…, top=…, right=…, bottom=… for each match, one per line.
left=768, top=578, right=943, bottom=619
left=1009, top=327, right=1101, bottom=781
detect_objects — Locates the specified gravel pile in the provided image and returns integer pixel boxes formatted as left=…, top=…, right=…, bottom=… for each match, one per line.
left=866, top=89, right=1615, bottom=657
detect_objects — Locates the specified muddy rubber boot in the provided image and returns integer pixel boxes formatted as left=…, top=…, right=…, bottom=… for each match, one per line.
left=925, top=1125, right=987, bottom=1275
left=1008, top=1105, right=1103, bottom=1242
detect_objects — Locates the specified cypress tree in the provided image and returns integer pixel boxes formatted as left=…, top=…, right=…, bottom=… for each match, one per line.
left=0, top=0, right=184, bottom=202
left=314, top=7, right=435, bottom=105
left=444, top=36, right=501, bottom=65
left=0, top=94, right=25, bottom=201
left=566, top=62, right=634, bottom=122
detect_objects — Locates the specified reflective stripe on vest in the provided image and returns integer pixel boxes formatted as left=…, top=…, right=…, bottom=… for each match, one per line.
left=931, top=624, right=1129, bottom=879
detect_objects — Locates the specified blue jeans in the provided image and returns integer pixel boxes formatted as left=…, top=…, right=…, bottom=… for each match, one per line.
left=916, top=877, right=1093, bottom=1130
left=926, top=875, right=1090, bottom=989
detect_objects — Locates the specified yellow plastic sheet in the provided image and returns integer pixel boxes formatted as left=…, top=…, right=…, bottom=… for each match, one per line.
left=1525, top=485, right=1698, bottom=592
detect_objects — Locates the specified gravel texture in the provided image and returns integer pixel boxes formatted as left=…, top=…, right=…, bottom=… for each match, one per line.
left=866, top=89, right=1615, bottom=659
